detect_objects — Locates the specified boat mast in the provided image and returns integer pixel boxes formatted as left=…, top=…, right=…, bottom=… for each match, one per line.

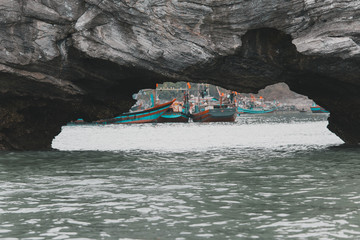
left=155, top=83, right=158, bottom=106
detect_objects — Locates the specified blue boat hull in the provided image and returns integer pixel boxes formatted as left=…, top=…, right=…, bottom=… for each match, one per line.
left=191, top=108, right=237, bottom=122
left=158, top=112, right=189, bottom=123
left=94, top=99, right=175, bottom=124
left=310, top=106, right=329, bottom=113
left=237, top=107, right=277, bottom=114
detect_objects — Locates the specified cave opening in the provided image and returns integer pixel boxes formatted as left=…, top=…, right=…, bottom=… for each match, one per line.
left=1, top=28, right=358, bottom=151
left=51, top=82, right=342, bottom=151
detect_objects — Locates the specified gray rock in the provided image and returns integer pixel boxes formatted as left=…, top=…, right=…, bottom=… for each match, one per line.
left=0, top=0, right=359, bottom=150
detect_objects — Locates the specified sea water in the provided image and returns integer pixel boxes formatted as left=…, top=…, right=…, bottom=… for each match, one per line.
left=1, top=112, right=359, bottom=239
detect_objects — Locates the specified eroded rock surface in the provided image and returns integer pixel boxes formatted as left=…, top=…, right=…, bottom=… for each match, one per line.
left=1, top=0, right=359, bottom=150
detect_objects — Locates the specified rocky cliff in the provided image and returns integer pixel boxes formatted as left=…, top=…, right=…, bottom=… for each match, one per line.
left=1, top=0, right=359, bottom=150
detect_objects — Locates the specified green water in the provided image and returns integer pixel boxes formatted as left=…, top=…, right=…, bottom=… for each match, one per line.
left=0, top=113, right=359, bottom=239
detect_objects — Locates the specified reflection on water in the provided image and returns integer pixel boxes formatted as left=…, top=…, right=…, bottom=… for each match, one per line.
left=1, top=113, right=359, bottom=239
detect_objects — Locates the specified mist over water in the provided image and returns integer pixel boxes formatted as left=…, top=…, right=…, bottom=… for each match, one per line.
left=1, top=113, right=360, bottom=239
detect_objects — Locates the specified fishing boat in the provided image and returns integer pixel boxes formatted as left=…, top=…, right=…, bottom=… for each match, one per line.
left=236, top=95, right=278, bottom=114
left=237, top=106, right=278, bottom=114
left=94, top=99, right=175, bottom=124
left=310, top=104, right=329, bottom=113
left=158, top=109, right=190, bottom=123
left=154, top=83, right=193, bottom=123
left=158, top=101, right=190, bottom=123
left=190, top=85, right=237, bottom=122
left=191, top=106, right=237, bottom=122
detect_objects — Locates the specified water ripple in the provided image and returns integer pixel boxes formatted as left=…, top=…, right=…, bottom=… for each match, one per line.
left=1, top=114, right=359, bottom=239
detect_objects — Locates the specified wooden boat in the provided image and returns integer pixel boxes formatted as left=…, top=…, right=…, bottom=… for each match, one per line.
left=94, top=99, right=175, bottom=124
left=191, top=106, right=237, bottom=122
left=157, top=101, right=190, bottom=123
left=190, top=85, right=237, bottom=122
left=158, top=109, right=190, bottom=123
left=236, top=94, right=278, bottom=114
left=237, top=106, right=277, bottom=114
left=310, top=104, right=329, bottom=113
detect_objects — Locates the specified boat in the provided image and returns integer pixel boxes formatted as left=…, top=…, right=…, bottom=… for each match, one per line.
left=191, top=106, right=237, bottom=122
left=158, top=101, right=190, bottom=123
left=236, top=95, right=278, bottom=114
left=94, top=99, right=175, bottom=124
left=237, top=106, right=278, bottom=114
left=310, top=103, right=329, bottom=113
left=154, top=83, right=194, bottom=123
left=190, top=85, right=237, bottom=122
left=158, top=109, right=190, bottom=123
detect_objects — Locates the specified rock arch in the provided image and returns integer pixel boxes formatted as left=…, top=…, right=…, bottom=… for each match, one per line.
left=0, top=0, right=359, bottom=150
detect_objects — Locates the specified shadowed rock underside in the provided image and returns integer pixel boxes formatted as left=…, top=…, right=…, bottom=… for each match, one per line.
left=0, top=0, right=359, bottom=150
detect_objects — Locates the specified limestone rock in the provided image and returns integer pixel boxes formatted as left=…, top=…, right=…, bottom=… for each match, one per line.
left=0, top=0, right=359, bottom=150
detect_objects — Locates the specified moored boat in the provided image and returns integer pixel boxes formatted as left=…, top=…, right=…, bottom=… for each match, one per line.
left=191, top=106, right=237, bottom=122
left=190, top=85, right=237, bottom=122
left=155, top=84, right=193, bottom=123
left=310, top=104, right=329, bottom=113
left=158, top=101, right=190, bottom=123
left=94, top=99, right=175, bottom=124
left=237, top=106, right=277, bottom=114
left=236, top=95, right=278, bottom=114
left=158, top=109, right=190, bottom=123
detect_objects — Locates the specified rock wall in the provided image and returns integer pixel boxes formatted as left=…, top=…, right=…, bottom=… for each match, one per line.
left=0, top=0, right=359, bottom=150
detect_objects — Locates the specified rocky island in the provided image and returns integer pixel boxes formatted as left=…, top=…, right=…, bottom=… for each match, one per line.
left=0, top=0, right=359, bottom=150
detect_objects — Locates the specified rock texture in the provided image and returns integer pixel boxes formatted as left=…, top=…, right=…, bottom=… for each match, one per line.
left=0, top=0, right=359, bottom=150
